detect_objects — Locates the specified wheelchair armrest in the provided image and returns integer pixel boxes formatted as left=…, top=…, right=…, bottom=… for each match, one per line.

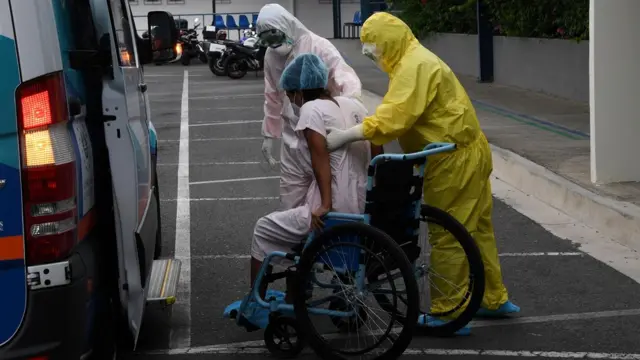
left=324, top=212, right=367, bottom=223
left=304, top=212, right=367, bottom=249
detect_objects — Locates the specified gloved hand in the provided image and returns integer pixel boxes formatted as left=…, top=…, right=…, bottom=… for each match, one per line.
left=326, top=124, right=365, bottom=151
left=261, top=137, right=278, bottom=168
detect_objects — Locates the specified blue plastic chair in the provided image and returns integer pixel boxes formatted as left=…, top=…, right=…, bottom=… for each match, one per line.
left=238, top=15, right=251, bottom=29
left=226, top=14, right=241, bottom=38
left=214, top=15, right=226, bottom=29
left=252, top=13, right=259, bottom=28
left=343, top=11, right=362, bottom=39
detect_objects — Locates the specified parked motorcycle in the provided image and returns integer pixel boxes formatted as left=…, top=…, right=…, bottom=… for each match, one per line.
left=208, top=28, right=258, bottom=77
left=224, top=40, right=267, bottom=79
left=179, top=18, right=204, bottom=66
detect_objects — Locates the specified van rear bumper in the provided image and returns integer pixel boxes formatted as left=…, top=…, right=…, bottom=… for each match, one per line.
left=0, top=238, right=101, bottom=360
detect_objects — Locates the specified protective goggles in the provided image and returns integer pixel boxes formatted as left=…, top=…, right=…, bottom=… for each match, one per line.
left=362, top=43, right=380, bottom=62
left=258, top=29, right=289, bottom=48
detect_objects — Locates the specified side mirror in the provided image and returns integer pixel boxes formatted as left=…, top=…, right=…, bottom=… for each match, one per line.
left=147, top=11, right=179, bottom=63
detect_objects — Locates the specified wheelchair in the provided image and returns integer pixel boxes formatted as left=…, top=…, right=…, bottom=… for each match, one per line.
left=225, top=143, right=486, bottom=360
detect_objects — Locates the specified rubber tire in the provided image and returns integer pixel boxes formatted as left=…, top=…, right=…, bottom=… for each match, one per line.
left=225, top=55, right=247, bottom=79
left=418, top=205, right=486, bottom=336
left=264, top=316, right=306, bottom=359
left=180, top=54, right=190, bottom=66
left=208, top=54, right=227, bottom=76
left=293, top=222, right=419, bottom=360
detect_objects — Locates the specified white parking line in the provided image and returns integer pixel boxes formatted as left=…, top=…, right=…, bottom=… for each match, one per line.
left=158, top=161, right=279, bottom=166
left=145, top=346, right=640, bottom=358
left=171, top=69, right=191, bottom=349
left=189, top=120, right=262, bottom=127
left=180, top=252, right=583, bottom=260
left=189, top=176, right=279, bottom=186
left=191, top=106, right=261, bottom=110
left=143, top=309, right=640, bottom=356
left=161, top=197, right=278, bottom=202
left=158, top=137, right=263, bottom=142
left=189, top=94, right=263, bottom=100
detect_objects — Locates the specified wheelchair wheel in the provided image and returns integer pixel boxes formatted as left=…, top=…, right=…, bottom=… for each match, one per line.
left=293, top=222, right=419, bottom=360
left=417, top=205, right=485, bottom=336
left=368, top=205, right=485, bottom=337
left=264, top=315, right=306, bottom=359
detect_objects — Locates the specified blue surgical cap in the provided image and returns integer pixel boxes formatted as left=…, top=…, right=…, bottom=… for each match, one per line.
left=279, top=53, right=329, bottom=91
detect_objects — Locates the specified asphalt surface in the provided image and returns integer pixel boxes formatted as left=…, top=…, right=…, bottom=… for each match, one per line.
left=125, top=59, right=640, bottom=360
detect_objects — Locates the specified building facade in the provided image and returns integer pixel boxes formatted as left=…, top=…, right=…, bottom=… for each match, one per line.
left=130, top=0, right=361, bottom=40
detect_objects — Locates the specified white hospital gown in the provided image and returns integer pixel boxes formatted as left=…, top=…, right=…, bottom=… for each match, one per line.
left=251, top=96, right=370, bottom=264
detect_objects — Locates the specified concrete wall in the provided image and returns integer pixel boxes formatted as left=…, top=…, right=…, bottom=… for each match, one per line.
left=130, top=0, right=362, bottom=40
left=420, top=33, right=589, bottom=103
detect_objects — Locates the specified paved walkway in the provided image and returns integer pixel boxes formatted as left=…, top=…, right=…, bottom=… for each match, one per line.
left=125, top=62, right=640, bottom=360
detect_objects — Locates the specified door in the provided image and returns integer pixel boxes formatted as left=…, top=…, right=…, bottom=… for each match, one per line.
left=92, top=0, right=153, bottom=345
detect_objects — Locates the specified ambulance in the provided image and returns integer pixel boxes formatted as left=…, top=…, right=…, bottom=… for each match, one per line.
left=0, top=0, right=181, bottom=358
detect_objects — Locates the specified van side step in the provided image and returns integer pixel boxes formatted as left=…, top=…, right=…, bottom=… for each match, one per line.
left=147, top=259, right=181, bottom=305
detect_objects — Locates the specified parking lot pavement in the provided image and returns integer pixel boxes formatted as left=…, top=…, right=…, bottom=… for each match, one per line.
left=127, top=63, right=640, bottom=360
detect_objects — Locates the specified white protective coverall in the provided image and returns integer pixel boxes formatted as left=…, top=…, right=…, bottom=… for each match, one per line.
left=251, top=96, right=370, bottom=264
left=256, top=4, right=363, bottom=211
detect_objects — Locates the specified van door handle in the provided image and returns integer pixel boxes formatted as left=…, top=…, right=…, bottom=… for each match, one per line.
left=138, top=83, right=147, bottom=93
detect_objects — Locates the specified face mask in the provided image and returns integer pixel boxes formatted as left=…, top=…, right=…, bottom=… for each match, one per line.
left=362, top=42, right=384, bottom=71
left=272, top=42, right=293, bottom=57
left=290, top=92, right=302, bottom=117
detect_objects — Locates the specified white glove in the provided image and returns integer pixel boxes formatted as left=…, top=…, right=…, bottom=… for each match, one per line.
left=261, top=137, right=278, bottom=168
left=326, top=124, right=365, bottom=151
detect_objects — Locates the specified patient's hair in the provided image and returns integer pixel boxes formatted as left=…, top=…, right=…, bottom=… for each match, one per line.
left=302, top=88, right=331, bottom=103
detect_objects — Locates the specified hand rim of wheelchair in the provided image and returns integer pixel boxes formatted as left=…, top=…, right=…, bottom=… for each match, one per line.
left=367, top=204, right=486, bottom=337
left=292, top=222, right=420, bottom=360
left=302, top=241, right=399, bottom=355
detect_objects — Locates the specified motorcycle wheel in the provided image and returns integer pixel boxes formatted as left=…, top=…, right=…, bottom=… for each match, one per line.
left=181, top=54, right=191, bottom=66
left=209, top=54, right=227, bottom=76
left=225, top=55, right=247, bottom=79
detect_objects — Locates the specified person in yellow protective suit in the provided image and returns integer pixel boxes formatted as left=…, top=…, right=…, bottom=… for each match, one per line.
left=325, top=12, right=520, bottom=330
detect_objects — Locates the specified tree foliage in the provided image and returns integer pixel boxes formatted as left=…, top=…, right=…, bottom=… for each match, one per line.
left=392, top=0, right=589, bottom=41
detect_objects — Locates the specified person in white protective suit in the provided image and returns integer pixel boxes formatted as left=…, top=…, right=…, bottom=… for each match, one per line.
left=222, top=53, right=379, bottom=330
left=255, top=3, right=363, bottom=213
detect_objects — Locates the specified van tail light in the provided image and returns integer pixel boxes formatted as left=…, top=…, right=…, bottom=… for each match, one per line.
left=16, top=72, right=78, bottom=266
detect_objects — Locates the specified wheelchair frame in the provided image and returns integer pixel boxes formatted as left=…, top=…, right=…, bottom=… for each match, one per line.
left=233, top=142, right=458, bottom=357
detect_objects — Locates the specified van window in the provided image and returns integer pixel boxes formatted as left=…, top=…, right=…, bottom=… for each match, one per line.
left=109, top=0, right=138, bottom=67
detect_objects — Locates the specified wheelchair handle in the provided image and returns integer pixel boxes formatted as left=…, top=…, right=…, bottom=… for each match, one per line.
left=370, top=142, right=456, bottom=166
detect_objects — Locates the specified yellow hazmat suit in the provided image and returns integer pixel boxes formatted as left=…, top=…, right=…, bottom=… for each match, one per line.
left=360, top=12, right=510, bottom=312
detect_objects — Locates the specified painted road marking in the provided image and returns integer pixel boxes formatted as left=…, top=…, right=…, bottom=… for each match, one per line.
left=491, top=175, right=640, bottom=285
left=157, top=161, right=279, bottom=166
left=176, top=252, right=583, bottom=260
left=144, top=308, right=640, bottom=355
left=158, top=137, right=263, bottom=142
left=170, top=69, right=191, bottom=349
left=189, top=176, right=279, bottom=186
left=145, top=347, right=640, bottom=358
left=161, top=197, right=278, bottom=202
left=189, top=120, right=262, bottom=127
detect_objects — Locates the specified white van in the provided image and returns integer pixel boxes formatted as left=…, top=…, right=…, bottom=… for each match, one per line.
left=0, top=0, right=181, bottom=358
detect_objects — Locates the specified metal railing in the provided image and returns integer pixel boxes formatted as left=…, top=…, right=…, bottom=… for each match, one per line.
left=133, top=12, right=257, bottom=33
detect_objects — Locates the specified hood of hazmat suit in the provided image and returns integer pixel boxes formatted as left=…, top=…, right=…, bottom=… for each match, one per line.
left=256, top=3, right=363, bottom=211
left=360, top=12, right=512, bottom=313
left=257, top=3, right=362, bottom=139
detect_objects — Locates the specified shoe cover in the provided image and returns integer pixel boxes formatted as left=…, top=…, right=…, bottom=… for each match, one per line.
left=223, top=290, right=288, bottom=329
left=417, top=314, right=471, bottom=336
left=475, top=300, right=520, bottom=318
